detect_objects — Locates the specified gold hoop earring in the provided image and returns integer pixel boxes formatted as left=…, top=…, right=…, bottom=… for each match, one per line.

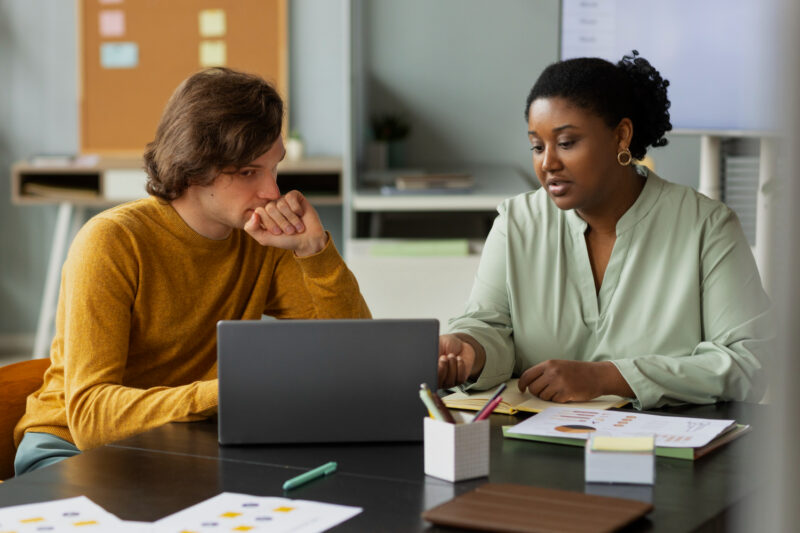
left=617, top=148, right=633, bottom=166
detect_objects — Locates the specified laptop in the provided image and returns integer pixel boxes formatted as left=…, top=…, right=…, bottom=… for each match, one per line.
left=217, top=319, right=439, bottom=445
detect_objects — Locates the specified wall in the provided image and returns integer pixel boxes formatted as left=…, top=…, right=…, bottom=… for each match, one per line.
left=358, top=0, right=700, bottom=187
left=0, top=0, right=78, bottom=351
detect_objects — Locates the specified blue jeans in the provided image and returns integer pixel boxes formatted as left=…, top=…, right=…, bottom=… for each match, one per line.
left=14, top=432, right=80, bottom=476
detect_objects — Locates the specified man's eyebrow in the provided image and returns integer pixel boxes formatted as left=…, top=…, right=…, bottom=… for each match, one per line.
left=528, top=124, right=577, bottom=136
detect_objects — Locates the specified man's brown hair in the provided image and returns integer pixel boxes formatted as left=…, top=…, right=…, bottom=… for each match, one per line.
left=143, top=67, right=284, bottom=201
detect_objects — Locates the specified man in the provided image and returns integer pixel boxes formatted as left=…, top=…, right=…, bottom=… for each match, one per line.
left=14, top=68, right=371, bottom=474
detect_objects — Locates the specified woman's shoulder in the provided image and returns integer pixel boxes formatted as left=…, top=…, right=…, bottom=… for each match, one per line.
left=498, top=186, right=557, bottom=221
left=649, top=171, right=735, bottom=225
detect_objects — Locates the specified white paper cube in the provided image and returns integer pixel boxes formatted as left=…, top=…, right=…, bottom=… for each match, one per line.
left=424, top=414, right=489, bottom=482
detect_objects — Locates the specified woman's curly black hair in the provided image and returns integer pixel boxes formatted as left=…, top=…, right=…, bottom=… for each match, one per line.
left=525, top=51, right=672, bottom=160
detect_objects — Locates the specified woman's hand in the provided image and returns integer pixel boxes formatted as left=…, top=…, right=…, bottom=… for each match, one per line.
left=517, top=360, right=634, bottom=402
left=437, top=334, right=486, bottom=389
left=244, top=190, right=327, bottom=257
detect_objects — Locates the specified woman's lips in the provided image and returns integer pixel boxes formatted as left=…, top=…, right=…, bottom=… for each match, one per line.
left=547, top=180, right=570, bottom=197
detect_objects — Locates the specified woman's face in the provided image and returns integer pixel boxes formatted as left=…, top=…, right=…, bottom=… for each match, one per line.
left=527, top=96, right=628, bottom=214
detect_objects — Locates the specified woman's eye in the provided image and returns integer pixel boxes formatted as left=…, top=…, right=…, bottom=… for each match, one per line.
left=558, top=140, right=574, bottom=149
left=530, top=145, right=544, bottom=153
left=240, top=169, right=256, bottom=178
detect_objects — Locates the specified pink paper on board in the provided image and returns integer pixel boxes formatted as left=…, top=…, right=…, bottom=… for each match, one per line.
left=99, top=10, right=125, bottom=37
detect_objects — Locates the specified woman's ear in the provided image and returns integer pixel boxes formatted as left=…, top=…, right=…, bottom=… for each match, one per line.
left=615, top=118, right=634, bottom=150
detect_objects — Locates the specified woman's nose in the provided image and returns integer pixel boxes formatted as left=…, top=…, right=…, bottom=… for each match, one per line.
left=541, top=146, right=562, bottom=172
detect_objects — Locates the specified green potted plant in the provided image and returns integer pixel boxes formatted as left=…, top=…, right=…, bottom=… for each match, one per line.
left=368, top=113, right=411, bottom=169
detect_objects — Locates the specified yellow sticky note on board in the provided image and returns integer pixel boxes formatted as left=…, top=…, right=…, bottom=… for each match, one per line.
left=591, top=435, right=654, bottom=452
left=199, top=41, right=227, bottom=67
left=199, top=9, right=227, bottom=37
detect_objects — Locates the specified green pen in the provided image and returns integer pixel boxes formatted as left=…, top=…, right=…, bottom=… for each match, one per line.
left=282, top=461, right=338, bottom=491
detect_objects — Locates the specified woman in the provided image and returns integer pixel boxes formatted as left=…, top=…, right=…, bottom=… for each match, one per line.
left=437, top=52, right=771, bottom=409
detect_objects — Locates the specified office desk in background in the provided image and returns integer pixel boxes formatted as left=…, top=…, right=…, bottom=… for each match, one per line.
left=0, top=402, right=763, bottom=532
left=10, top=157, right=343, bottom=358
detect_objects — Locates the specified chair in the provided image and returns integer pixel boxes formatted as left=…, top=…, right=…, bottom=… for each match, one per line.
left=0, top=358, right=50, bottom=480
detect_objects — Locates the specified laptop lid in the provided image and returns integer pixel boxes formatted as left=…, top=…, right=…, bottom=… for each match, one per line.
left=217, top=319, right=439, bottom=445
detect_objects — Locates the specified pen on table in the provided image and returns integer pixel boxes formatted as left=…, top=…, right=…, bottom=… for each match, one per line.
left=282, top=461, right=337, bottom=491
left=472, top=382, right=507, bottom=422
left=419, top=383, right=448, bottom=422
left=421, top=383, right=456, bottom=423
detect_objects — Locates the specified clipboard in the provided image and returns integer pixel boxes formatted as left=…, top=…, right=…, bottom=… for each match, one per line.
left=422, top=483, right=652, bottom=533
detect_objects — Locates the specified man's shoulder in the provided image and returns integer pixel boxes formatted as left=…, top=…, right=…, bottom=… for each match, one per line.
left=72, top=197, right=167, bottom=252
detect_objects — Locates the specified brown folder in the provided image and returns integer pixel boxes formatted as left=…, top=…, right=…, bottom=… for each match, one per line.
left=422, top=483, right=653, bottom=533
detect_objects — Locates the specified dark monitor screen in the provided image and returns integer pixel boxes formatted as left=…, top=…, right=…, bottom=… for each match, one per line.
left=560, top=0, right=779, bottom=134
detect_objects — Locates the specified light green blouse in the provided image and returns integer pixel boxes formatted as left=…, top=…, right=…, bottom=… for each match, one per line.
left=448, top=167, right=772, bottom=409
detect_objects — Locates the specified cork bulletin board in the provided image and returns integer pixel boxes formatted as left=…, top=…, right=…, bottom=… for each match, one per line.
left=79, top=0, right=287, bottom=155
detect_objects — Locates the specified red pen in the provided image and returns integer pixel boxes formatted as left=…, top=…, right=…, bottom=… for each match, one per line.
left=473, top=393, right=504, bottom=422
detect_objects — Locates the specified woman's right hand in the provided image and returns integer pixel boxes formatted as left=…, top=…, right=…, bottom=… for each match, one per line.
left=438, top=334, right=482, bottom=389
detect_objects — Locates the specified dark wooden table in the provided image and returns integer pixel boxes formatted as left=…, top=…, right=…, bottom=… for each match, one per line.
left=0, top=402, right=765, bottom=531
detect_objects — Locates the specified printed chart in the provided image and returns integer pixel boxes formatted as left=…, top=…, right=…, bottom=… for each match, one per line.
left=509, top=407, right=736, bottom=448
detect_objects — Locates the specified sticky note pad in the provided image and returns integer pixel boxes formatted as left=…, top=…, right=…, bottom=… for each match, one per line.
left=199, top=9, right=227, bottom=37
left=199, top=40, right=227, bottom=67
left=591, top=435, right=654, bottom=452
left=99, top=10, right=125, bottom=37
left=100, top=42, right=139, bottom=69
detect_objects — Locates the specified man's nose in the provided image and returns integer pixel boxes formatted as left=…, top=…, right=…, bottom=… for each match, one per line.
left=258, top=176, right=281, bottom=199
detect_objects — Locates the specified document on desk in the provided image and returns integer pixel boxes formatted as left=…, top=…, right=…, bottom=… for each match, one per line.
left=154, top=492, right=362, bottom=533
left=506, top=406, right=737, bottom=448
left=0, top=496, right=126, bottom=531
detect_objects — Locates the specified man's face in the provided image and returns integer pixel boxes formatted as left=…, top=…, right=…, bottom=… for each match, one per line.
left=196, top=138, right=286, bottom=236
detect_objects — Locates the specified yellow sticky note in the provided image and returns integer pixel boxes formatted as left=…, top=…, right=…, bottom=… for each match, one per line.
left=273, top=506, right=295, bottom=513
left=233, top=527, right=254, bottom=532
left=199, top=9, right=226, bottom=37
left=220, top=511, right=242, bottom=518
left=73, top=521, right=99, bottom=527
left=591, top=435, right=654, bottom=452
left=20, top=517, right=44, bottom=523
left=199, top=41, right=227, bottom=67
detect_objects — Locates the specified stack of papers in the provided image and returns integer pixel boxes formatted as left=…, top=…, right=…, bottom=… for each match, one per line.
left=585, top=435, right=655, bottom=485
left=503, top=406, right=749, bottom=460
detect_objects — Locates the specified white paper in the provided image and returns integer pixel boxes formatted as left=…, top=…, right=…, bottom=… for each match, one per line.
left=0, top=496, right=123, bottom=531
left=155, top=492, right=362, bottom=533
left=508, top=407, right=735, bottom=448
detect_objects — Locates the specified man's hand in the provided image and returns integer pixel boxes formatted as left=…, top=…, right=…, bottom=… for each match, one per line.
left=517, top=360, right=633, bottom=402
left=244, top=190, right=327, bottom=256
left=437, top=334, right=486, bottom=389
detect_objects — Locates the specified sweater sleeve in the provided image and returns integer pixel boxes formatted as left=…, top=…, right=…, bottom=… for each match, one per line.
left=263, top=233, right=372, bottom=319
left=62, top=220, right=218, bottom=450
left=612, top=208, right=773, bottom=409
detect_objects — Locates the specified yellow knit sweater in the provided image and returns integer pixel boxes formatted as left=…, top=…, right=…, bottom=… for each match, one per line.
left=15, top=197, right=371, bottom=450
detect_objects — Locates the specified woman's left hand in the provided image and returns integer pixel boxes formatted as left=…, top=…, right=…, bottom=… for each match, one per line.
left=517, top=360, right=634, bottom=402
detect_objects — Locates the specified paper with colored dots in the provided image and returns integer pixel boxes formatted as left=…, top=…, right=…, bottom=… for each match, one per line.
left=154, top=492, right=361, bottom=532
left=0, top=496, right=126, bottom=532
